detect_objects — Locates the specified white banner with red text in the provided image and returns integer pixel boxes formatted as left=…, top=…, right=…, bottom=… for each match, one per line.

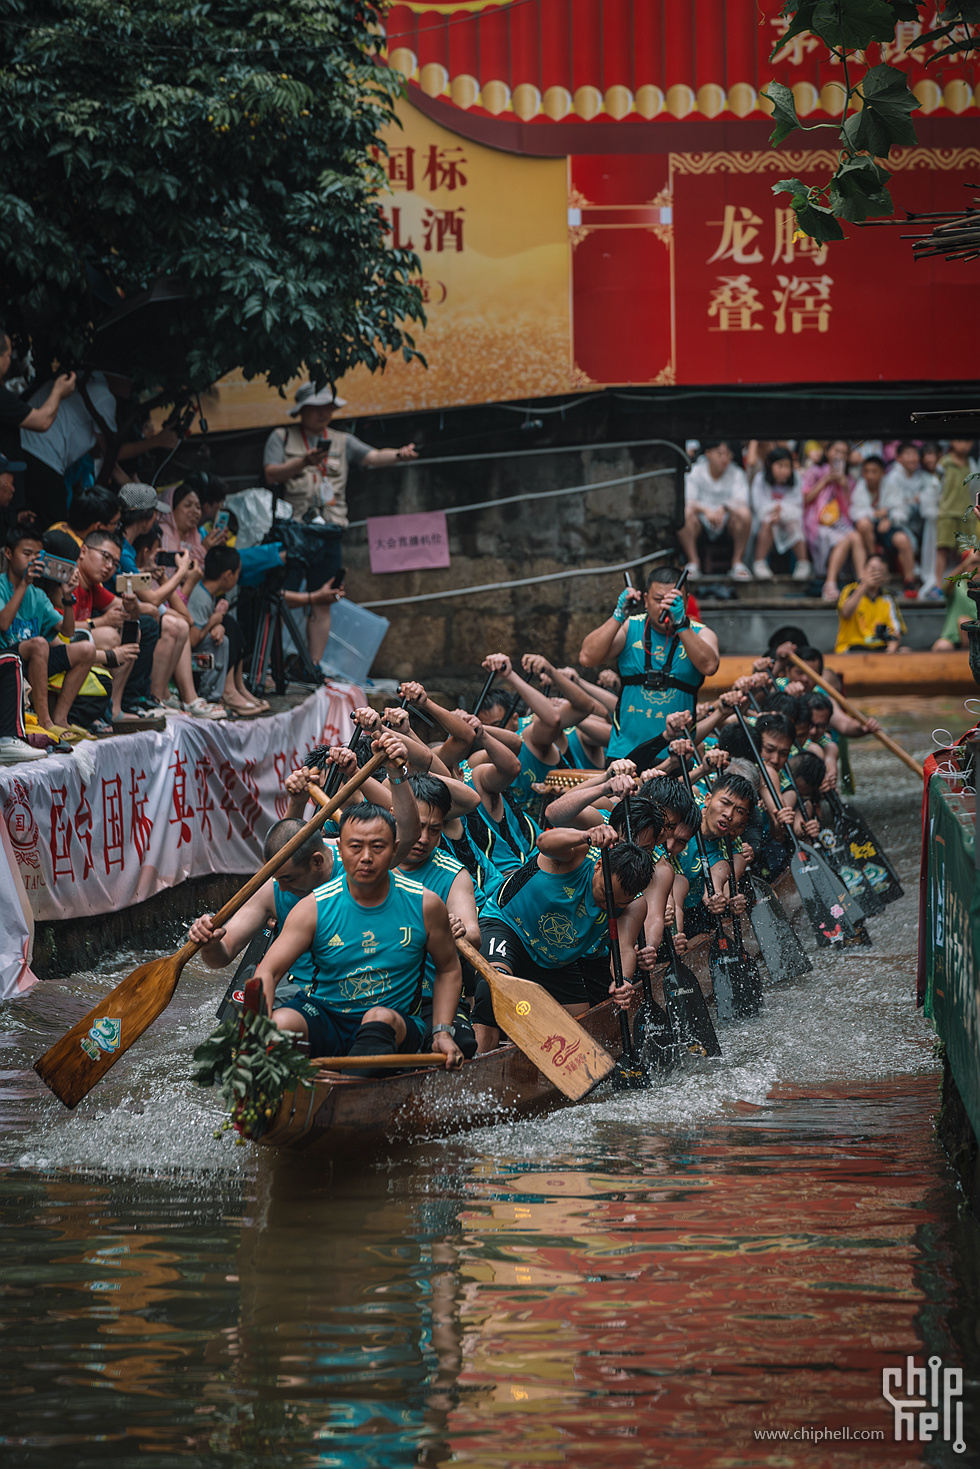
left=0, top=683, right=362, bottom=929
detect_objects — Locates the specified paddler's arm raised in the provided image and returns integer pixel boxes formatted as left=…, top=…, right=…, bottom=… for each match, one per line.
left=423, top=891, right=464, bottom=1068
left=578, top=587, right=642, bottom=667
left=372, top=730, right=421, bottom=863
left=537, top=822, right=615, bottom=872
left=254, top=893, right=319, bottom=1019
left=188, top=881, right=276, bottom=968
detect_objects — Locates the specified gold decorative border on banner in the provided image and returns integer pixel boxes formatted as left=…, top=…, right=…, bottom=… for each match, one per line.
left=671, top=146, right=980, bottom=175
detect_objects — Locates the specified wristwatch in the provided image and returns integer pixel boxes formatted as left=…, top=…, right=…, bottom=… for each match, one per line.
left=431, top=1023, right=456, bottom=1038
left=389, top=764, right=410, bottom=786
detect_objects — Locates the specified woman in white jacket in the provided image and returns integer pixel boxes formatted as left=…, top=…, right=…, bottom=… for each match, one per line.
left=750, top=447, right=812, bottom=581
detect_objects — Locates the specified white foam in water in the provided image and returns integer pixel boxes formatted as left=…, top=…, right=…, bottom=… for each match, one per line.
left=0, top=699, right=942, bottom=1179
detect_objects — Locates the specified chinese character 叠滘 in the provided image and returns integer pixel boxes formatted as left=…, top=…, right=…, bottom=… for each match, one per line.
left=707, top=275, right=765, bottom=332
left=707, top=205, right=763, bottom=264
left=772, top=274, right=833, bottom=334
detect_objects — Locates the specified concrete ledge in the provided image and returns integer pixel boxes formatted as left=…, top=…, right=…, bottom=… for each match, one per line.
left=696, top=596, right=945, bottom=656
left=32, top=872, right=241, bottom=982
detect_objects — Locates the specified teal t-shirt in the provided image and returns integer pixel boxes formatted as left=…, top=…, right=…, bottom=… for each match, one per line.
left=402, top=847, right=464, bottom=1000
left=0, top=575, right=61, bottom=649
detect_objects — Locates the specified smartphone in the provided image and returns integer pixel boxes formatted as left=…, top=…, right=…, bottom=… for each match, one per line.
left=32, top=552, right=76, bottom=585
left=213, top=509, right=230, bottom=533
left=122, top=619, right=140, bottom=644
left=156, top=550, right=178, bottom=568
left=193, top=652, right=215, bottom=671
left=332, top=566, right=346, bottom=589
left=123, top=572, right=154, bottom=597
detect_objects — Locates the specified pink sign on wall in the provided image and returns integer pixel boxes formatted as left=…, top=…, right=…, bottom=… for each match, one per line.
left=367, top=511, right=451, bottom=574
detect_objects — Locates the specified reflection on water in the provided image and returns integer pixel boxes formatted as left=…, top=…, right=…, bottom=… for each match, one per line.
left=0, top=699, right=978, bottom=1467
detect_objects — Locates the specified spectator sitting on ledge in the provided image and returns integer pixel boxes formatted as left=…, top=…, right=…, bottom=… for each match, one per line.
left=834, top=556, right=909, bottom=655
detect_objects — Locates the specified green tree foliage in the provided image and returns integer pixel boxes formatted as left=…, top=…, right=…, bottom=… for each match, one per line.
left=763, top=1, right=980, bottom=243
left=0, top=0, right=424, bottom=397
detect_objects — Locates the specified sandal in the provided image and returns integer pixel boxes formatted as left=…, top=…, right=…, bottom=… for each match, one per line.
left=182, top=697, right=228, bottom=720
left=223, top=695, right=260, bottom=717
left=821, top=582, right=839, bottom=602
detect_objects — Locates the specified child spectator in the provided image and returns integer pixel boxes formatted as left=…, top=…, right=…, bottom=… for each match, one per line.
left=801, top=440, right=866, bottom=603
left=933, top=439, right=978, bottom=592
left=0, top=525, right=99, bottom=735
left=879, top=442, right=935, bottom=597
left=852, top=453, right=918, bottom=594
left=835, top=556, right=907, bottom=654
left=749, top=446, right=811, bottom=581
left=188, top=545, right=265, bottom=716
left=678, top=440, right=753, bottom=581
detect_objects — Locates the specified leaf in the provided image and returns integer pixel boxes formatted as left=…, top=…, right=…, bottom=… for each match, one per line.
left=763, top=82, right=802, bottom=146
left=829, top=157, right=895, bottom=221
left=810, top=0, right=900, bottom=49
left=770, top=1, right=819, bottom=61
left=844, top=63, right=919, bottom=156
left=772, top=177, right=846, bottom=243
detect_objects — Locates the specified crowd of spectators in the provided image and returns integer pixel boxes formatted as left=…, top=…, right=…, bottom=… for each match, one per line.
left=682, top=437, right=977, bottom=612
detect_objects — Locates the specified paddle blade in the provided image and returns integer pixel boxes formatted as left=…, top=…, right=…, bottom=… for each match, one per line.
left=34, top=953, right=187, bottom=1109
left=791, top=842, right=869, bottom=948
left=634, top=999, right=677, bottom=1075
left=835, top=800, right=904, bottom=905
left=481, top=967, right=616, bottom=1100
left=709, top=931, right=737, bottom=1023
left=664, top=957, right=722, bottom=1058
left=747, top=874, right=811, bottom=980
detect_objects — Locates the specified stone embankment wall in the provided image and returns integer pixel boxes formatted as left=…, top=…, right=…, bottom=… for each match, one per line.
left=343, top=441, right=683, bottom=681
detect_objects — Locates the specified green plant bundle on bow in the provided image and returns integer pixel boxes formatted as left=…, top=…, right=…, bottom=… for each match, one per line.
left=193, top=1009, right=317, bottom=1143
left=763, top=2, right=980, bottom=243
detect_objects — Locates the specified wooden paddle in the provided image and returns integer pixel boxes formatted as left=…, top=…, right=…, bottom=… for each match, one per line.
left=621, top=795, right=676, bottom=1073
left=744, top=871, right=811, bottom=982
left=724, top=839, right=764, bottom=1016
left=599, top=844, right=650, bottom=1090
left=675, top=754, right=742, bottom=1022
left=779, top=757, right=871, bottom=942
left=456, top=936, right=616, bottom=1101
left=826, top=788, right=904, bottom=905
left=312, top=1053, right=446, bottom=1071
left=662, top=928, right=722, bottom=1058
left=734, top=707, right=863, bottom=950
left=786, top=650, right=924, bottom=778
left=34, top=750, right=388, bottom=1109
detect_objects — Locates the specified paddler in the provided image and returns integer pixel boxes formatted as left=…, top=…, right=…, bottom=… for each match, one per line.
left=470, top=826, right=652, bottom=1053
left=186, top=731, right=419, bottom=1006
left=396, top=773, right=481, bottom=1057
left=254, top=799, right=465, bottom=1070
left=578, top=565, right=720, bottom=767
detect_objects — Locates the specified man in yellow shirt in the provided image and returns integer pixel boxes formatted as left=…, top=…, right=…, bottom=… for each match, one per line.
left=835, top=556, right=908, bottom=654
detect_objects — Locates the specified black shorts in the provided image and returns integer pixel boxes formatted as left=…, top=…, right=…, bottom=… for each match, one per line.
left=877, top=523, right=913, bottom=560
left=275, top=994, right=424, bottom=1059
left=45, top=642, right=72, bottom=678
left=473, top=919, right=588, bottom=1026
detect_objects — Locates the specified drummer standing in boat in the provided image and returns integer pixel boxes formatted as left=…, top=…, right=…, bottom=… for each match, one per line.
left=262, top=383, right=417, bottom=663
left=579, top=566, right=720, bottom=768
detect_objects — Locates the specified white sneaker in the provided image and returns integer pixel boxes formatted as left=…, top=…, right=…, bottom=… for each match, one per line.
left=0, top=736, right=47, bottom=763
left=752, top=560, right=774, bottom=580
left=730, top=562, right=753, bottom=581
left=182, top=697, right=228, bottom=720
left=792, top=559, right=813, bottom=581
left=684, top=560, right=702, bottom=581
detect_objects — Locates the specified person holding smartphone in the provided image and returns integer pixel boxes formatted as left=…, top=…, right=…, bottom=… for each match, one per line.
left=73, top=530, right=141, bottom=729
left=262, top=382, right=417, bottom=662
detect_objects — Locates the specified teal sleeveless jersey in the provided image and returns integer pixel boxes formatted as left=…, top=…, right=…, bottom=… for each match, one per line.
left=509, top=716, right=557, bottom=811
left=482, top=800, right=540, bottom=880
left=607, top=613, right=707, bottom=759
left=481, top=850, right=607, bottom=967
left=308, top=871, right=429, bottom=1014
left=404, top=847, right=463, bottom=999
left=274, top=882, right=316, bottom=986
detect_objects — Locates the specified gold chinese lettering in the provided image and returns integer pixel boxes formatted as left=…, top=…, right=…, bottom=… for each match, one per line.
left=708, top=274, right=765, bottom=332
left=772, top=274, right=833, bottom=334
left=707, top=205, right=764, bottom=264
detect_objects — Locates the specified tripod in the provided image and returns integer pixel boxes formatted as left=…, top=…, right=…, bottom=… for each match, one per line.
left=246, top=579, right=324, bottom=698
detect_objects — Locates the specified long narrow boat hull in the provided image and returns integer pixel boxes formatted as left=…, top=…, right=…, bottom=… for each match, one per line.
left=257, top=993, right=633, bottom=1159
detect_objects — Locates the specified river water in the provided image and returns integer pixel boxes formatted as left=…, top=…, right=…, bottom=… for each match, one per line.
left=1, top=698, right=978, bottom=1468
